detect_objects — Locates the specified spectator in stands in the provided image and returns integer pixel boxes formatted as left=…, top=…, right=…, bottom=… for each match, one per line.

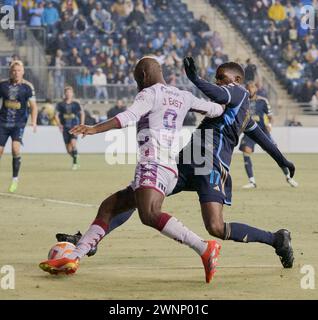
left=68, top=47, right=80, bottom=66
left=51, top=49, right=66, bottom=99
left=127, top=49, right=137, bottom=67
left=107, top=99, right=126, bottom=118
left=299, top=80, right=315, bottom=103
left=57, top=12, right=74, bottom=33
left=126, top=21, right=143, bottom=52
left=287, top=116, right=302, bottom=126
left=197, top=49, right=210, bottom=72
left=192, top=15, right=210, bottom=36
left=285, top=1, right=296, bottom=19
left=66, top=30, right=81, bottom=50
left=21, top=0, right=35, bottom=10
left=76, top=67, right=92, bottom=98
left=144, top=6, right=156, bottom=24
left=42, top=1, right=59, bottom=34
left=82, top=47, right=93, bottom=66
left=15, top=0, right=29, bottom=22
left=152, top=31, right=165, bottom=50
left=96, top=52, right=107, bottom=68
left=211, top=48, right=228, bottom=69
left=90, top=2, right=112, bottom=32
left=105, top=38, right=115, bottom=57
left=210, top=31, right=223, bottom=51
left=126, top=1, right=145, bottom=26
left=300, top=34, right=312, bottom=53
left=187, top=40, right=200, bottom=57
left=305, top=44, right=318, bottom=64
left=61, top=0, right=79, bottom=17
left=286, top=59, right=303, bottom=80
left=183, top=112, right=197, bottom=126
left=111, top=0, right=133, bottom=19
left=88, top=56, right=98, bottom=73
left=245, top=58, right=258, bottom=83
left=73, top=14, right=89, bottom=33
left=283, top=42, right=297, bottom=62
left=29, top=2, right=44, bottom=27
left=263, top=21, right=282, bottom=46
left=154, top=0, right=168, bottom=11
left=92, top=68, right=108, bottom=101
left=250, top=0, right=268, bottom=20
left=268, top=0, right=286, bottom=22
left=310, top=90, right=318, bottom=111
left=119, top=37, right=129, bottom=56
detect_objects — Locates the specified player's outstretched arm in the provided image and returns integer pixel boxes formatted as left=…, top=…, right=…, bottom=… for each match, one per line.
left=244, top=120, right=295, bottom=178
left=70, top=117, right=121, bottom=137
left=183, top=57, right=230, bottom=104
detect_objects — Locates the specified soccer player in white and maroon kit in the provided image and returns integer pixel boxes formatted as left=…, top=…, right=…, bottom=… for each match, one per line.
left=39, top=57, right=224, bottom=283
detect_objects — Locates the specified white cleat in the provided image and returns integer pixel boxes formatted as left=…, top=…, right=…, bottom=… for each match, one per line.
left=72, top=164, right=80, bottom=171
left=242, top=182, right=257, bottom=189
left=287, top=177, right=298, bottom=188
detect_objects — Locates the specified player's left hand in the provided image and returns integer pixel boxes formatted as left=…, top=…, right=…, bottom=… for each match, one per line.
left=32, top=124, right=37, bottom=133
left=183, top=56, right=198, bottom=82
left=70, top=124, right=96, bottom=137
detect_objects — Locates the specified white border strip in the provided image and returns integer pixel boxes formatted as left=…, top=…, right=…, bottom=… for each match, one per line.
left=0, top=192, right=97, bottom=208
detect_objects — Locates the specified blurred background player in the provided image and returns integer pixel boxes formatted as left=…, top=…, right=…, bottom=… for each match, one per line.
left=239, top=82, right=298, bottom=189
left=0, top=60, right=37, bottom=193
left=55, top=86, right=84, bottom=170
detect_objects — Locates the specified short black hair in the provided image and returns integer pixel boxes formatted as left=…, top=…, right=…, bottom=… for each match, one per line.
left=218, top=62, right=245, bottom=80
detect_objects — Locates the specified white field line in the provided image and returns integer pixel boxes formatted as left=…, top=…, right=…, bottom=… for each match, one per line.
left=0, top=192, right=97, bottom=208
left=90, top=265, right=282, bottom=270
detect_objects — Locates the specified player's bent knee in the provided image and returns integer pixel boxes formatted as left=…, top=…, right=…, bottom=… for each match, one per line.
left=206, top=222, right=224, bottom=239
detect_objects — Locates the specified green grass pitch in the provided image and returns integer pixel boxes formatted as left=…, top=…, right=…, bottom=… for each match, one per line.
left=0, top=153, right=317, bottom=299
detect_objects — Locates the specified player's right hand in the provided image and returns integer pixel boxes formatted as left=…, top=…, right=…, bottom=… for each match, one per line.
left=69, top=125, right=96, bottom=137
left=183, top=56, right=198, bottom=82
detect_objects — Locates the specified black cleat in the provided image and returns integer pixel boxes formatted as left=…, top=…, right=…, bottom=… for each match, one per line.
left=273, top=229, right=294, bottom=268
left=55, top=231, right=97, bottom=257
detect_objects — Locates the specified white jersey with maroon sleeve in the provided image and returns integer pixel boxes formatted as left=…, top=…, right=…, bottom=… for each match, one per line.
left=115, top=83, right=224, bottom=195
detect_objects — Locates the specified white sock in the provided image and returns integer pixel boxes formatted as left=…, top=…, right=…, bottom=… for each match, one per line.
left=12, top=177, right=18, bottom=182
left=68, top=224, right=106, bottom=260
left=249, top=177, right=256, bottom=184
left=161, top=217, right=207, bottom=256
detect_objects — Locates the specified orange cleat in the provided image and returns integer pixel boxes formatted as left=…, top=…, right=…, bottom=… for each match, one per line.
left=39, top=257, right=79, bottom=275
left=201, top=240, right=221, bottom=283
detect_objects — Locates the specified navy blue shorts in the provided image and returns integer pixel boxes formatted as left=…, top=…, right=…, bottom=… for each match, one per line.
left=0, top=125, right=25, bottom=146
left=62, top=130, right=77, bottom=145
left=239, top=134, right=256, bottom=152
left=171, top=161, right=232, bottom=206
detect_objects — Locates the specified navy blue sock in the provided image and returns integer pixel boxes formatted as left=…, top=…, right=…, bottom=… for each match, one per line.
left=225, top=222, right=275, bottom=246
left=12, top=156, right=21, bottom=178
left=71, top=149, right=78, bottom=164
left=243, top=154, right=254, bottom=179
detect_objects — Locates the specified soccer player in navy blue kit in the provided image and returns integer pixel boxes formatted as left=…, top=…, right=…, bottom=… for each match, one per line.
left=55, top=59, right=295, bottom=273
left=0, top=60, right=38, bottom=193
left=55, top=86, right=84, bottom=170
left=239, top=81, right=298, bottom=189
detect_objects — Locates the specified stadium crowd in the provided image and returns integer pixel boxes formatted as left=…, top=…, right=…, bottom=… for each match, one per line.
left=11, top=0, right=231, bottom=100
left=212, top=0, right=318, bottom=111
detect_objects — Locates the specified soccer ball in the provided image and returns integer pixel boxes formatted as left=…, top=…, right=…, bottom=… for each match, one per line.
left=48, top=242, right=75, bottom=260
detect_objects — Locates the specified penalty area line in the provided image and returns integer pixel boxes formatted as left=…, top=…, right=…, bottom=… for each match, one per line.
left=0, top=192, right=97, bottom=208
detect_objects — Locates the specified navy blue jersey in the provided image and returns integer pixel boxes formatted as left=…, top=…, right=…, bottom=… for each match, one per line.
left=249, top=95, right=272, bottom=132
left=0, top=79, right=36, bottom=127
left=182, top=80, right=252, bottom=170
left=56, top=101, right=82, bottom=129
